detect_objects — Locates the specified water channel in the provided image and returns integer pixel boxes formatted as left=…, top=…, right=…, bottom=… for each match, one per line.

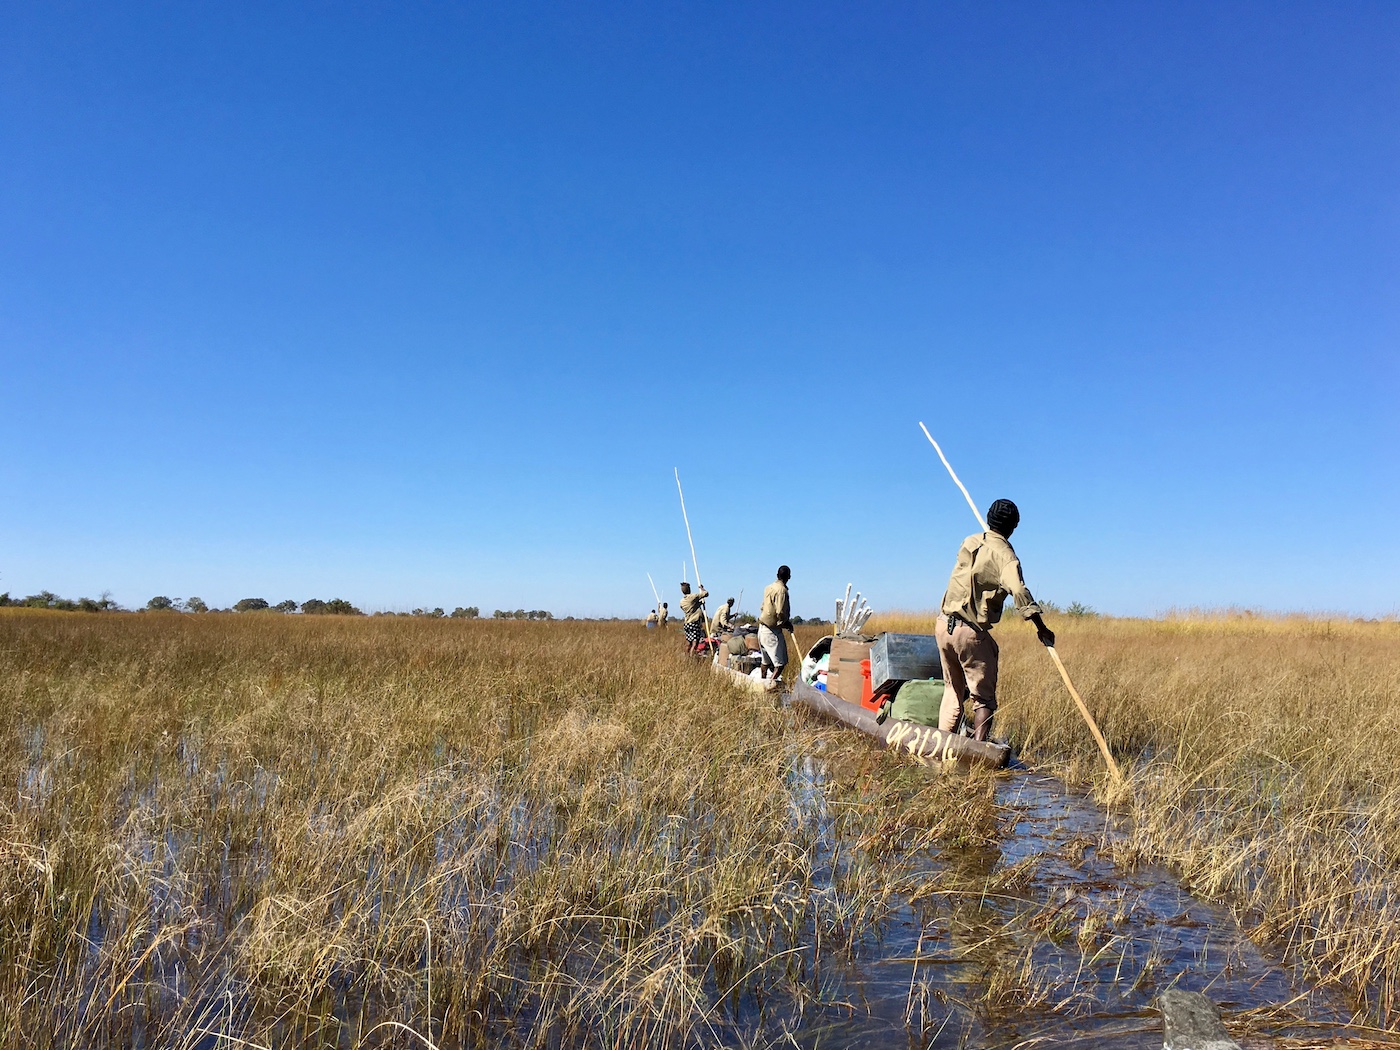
left=783, top=754, right=1355, bottom=1049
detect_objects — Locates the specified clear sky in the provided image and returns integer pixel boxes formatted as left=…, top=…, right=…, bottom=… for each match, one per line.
left=2, top=2, right=1397, bottom=619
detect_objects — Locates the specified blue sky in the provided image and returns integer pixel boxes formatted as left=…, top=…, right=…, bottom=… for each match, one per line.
left=2, top=2, right=1397, bottom=618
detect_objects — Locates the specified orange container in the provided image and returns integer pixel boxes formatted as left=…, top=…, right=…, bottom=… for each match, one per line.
left=859, top=659, right=880, bottom=711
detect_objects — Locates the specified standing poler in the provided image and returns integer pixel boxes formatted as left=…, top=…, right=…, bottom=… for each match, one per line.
left=678, top=581, right=709, bottom=652
left=758, top=566, right=793, bottom=690
left=937, top=499, right=1055, bottom=741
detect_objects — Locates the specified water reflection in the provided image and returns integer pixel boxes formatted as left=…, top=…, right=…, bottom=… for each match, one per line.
left=788, top=765, right=1354, bottom=1048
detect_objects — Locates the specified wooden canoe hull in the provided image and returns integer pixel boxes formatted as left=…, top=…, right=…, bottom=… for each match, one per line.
left=788, top=679, right=1010, bottom=769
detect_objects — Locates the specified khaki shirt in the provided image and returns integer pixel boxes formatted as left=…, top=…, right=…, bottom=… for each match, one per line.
left=759, top=580, right=790, bottom=628
left=709, top=601, right=733, bottom=635
left=679, top=587, right=708, bottom=626
left=940, top=531, right=1041, bottom=629
left=659, top=607, right=669, bottom=626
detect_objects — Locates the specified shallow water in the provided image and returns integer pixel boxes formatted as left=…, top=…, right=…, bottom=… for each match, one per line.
left=17, top=736, right=1362, bottom=1049
left=786, top=767, right=1355, bottom=1049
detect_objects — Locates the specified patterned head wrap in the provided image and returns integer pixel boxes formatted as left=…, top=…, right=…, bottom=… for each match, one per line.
left=987, top=499, right=1020, bottom=535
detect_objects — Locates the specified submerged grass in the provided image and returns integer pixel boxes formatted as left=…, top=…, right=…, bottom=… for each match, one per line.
left=869, top=612, right=1400, bottom=1027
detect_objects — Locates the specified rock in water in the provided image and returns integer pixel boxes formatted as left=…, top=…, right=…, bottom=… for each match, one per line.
left=1155, top=990, right=1242, bottom=1050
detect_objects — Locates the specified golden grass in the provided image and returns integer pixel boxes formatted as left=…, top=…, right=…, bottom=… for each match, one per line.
left=3, top=609, right=1399, bottom=1047
left=868, top=612, right=1400, bottom=1024
left=0, top=611, right=1003, bottom=1049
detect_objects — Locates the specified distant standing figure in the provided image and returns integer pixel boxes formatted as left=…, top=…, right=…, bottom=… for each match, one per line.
left=758, top=566, right=793, bottom=689
left=936, top=499, right=1055, bottom=741
left=645, top=611, right=658, bottom=628
left=679, top=581, right=709, bottom=651
left=658, top=603, right=669, bottom=628
left=709, top=597, right=735, bottom=636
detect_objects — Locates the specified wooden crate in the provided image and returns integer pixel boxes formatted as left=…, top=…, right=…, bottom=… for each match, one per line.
left=828, top=637, right=874, bottom=703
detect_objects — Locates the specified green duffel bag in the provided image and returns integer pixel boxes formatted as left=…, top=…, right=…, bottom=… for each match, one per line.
left=887, top=679, right=945, bottom=728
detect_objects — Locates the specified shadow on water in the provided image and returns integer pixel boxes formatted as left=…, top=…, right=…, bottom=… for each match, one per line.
left=783, top=760, right=1355, bottom=1049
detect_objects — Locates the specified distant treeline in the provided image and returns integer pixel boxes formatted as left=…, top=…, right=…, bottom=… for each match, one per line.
left=4, top=590, right=861, bottom=623
left=0, top=592, right=482, bottom=618
left=0, top=591, right=121, bottom=612
left=0, top=592, right=564, bottom=620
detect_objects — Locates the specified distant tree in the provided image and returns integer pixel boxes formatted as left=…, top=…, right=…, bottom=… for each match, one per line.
left=183, top=597, right=209, bottom=613
left=233, top=598, right=270, bottom=613
left=1065, top=601, right=1097, bottom=617
left=146, top=596, right=176, bottom=611
left=273, top=600, right=298, bottom=613
left=300, top=598, right=362, bottom=616
left=513, top=608, right=526, bottom=620
left=492, top=610, right=506, bottom=618
left=449, top=606, right=479, bottom=619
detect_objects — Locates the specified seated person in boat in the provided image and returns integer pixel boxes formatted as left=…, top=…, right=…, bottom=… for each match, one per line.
left=709, top=597, right=735, bottom=636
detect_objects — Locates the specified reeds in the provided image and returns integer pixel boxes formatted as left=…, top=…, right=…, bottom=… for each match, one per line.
left=869, top=611, right=1400, bottom=1025
left=3, top=609, right=1398, bottom=1047
left=0, top=612, right=994, bottom=1048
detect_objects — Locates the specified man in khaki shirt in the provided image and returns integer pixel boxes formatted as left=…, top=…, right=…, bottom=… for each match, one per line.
left=679, top=582, right=709, bottom=651
left=937, top=499, right=1055, bottom=741
left=709, top=597, right=735, bottom=636
left=758, top=566, right=793, bottom=687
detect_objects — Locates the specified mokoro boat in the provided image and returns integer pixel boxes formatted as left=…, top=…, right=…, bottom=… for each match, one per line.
left=711, top=655, right=1010, bottom=769
left=788, top=678, right=1010, bottom=769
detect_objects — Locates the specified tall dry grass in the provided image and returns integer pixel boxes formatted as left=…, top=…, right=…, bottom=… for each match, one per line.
left=0, top=611, right=1002, bottom=1049
left=869, top=611, right=1400, bottom=1024
left=5, top=609, right=1399, bottom=1046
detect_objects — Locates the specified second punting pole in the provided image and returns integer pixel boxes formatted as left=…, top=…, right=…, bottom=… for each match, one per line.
left=917, top=422, right=1124, bottom=785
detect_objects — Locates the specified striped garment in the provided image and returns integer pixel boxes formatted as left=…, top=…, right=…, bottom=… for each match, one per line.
left=684, top=619, right=706, bottom=647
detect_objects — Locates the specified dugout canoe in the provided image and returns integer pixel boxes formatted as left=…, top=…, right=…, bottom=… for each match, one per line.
left=788, top=678, right=1011, bottom=769
left=711, top=656, right=1010, bottom=770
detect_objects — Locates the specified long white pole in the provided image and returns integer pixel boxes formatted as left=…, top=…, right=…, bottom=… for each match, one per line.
left=675, top=469, right=703, bottom=589
left=646, top=573, right=661, bottom=606
left=916, top=423, right=1123, bottom=785
left=919, top=422, right=987, bottom=531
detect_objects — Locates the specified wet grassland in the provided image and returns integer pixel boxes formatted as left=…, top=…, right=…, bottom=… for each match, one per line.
left=0, top=611, right=1397, bottom=1048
